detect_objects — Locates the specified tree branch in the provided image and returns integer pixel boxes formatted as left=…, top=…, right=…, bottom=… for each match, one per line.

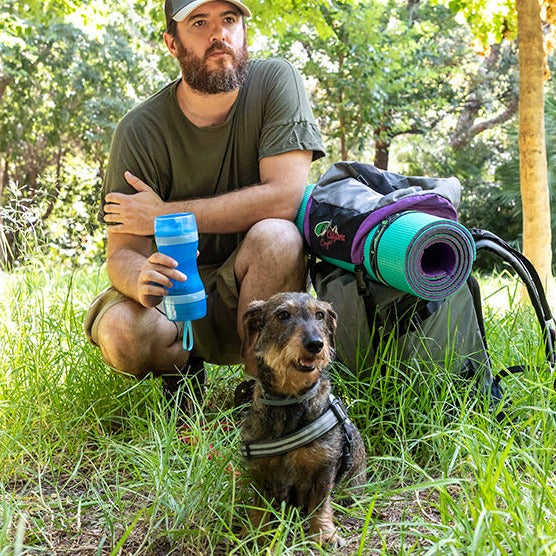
left=451, top=97, right=518, bottom=150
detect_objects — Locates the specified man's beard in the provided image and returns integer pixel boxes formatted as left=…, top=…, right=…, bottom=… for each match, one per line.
left=175, top=37, right=249, bottom=94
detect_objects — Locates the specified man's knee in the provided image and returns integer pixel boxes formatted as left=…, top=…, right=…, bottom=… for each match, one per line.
left=96, top=302, right=153, bottom=376
left=236, top=218, right=306, bottom=290
left=242, top=218, right=304, bottom=263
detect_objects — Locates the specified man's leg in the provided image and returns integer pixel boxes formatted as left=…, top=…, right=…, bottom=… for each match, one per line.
left=92, top=298, right=205, bottom=413
left=94, top=300, right=189, bottom=377
left=234, top=218, right=307, bottom=373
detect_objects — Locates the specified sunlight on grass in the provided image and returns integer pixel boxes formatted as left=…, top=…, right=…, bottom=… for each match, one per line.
left=479, top=270, right=556, bottom=313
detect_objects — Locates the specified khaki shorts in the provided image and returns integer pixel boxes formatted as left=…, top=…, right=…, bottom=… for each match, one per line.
left=83, top=249, right=242, bottom=365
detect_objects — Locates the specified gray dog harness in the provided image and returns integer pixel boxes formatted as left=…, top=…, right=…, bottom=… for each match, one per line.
left=240, top=394, right=353, bottom=463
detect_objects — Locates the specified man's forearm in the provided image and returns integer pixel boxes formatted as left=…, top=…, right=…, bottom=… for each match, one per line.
left=105, top=230, right=155, bottom=304
left=104, top=150, right=312, bottom=237
left=167, top=182, right=301, bottom=234
left=106, top=245, right=146, bottom=303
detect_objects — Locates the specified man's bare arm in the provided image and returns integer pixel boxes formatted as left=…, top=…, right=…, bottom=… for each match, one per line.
left=106, top=232, right=186, bottom=308
left=103, top=150, right=313, bottom=236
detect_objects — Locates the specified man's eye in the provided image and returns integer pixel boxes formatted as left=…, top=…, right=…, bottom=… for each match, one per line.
left=315, top=311, right=325, bottom=321
left=276, top=310, right=291, bottom=321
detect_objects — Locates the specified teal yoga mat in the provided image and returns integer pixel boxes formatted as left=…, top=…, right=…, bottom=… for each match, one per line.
left=363, top=211, right=476, bottom=300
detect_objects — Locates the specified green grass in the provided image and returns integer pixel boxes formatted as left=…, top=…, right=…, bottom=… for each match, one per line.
left=1, top=260, right=555, bottom=555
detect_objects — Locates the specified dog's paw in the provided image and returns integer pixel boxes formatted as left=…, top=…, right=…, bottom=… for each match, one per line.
left=310, top=528, right=346, bottom=548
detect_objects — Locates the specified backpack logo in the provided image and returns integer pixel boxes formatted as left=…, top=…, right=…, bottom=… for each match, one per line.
left=314, top=220, right=346, bottom=250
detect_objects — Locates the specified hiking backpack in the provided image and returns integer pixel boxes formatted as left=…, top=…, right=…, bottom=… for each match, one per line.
left=296, top=162, right=556, bottom=402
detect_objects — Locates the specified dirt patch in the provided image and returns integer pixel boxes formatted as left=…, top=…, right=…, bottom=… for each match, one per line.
left=4, top=472, right=454, bottom=554
left=334, top=485, right=455, bottom=554
left=5, top=473, right=178, bottom=555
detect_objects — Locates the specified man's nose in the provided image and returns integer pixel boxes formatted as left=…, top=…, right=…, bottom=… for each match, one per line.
left=209, top=23, right=228, bottom=42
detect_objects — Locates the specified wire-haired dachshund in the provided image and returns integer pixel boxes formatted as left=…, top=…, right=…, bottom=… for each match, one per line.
left=240, top=292, right=366, bottom=547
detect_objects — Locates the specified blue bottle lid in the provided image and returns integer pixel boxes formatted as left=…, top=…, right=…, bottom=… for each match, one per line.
left=154, top=213, right=198, bottom=238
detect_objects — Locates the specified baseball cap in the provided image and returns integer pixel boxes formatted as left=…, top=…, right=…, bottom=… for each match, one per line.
left=165, top=0, right=251, bottom=29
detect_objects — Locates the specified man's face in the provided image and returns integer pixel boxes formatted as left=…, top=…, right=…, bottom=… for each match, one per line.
left=172, top=1, right=249, bottom=94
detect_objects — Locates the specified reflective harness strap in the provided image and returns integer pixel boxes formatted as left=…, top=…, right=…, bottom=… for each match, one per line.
left=240, top=395, right=351, bottom=459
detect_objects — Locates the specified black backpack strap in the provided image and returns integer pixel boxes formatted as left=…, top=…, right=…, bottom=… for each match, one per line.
left=471, top=228, right=556, bottom=369
left=465, top=275, right=492, bottom=368
left=464, top=274, right=511, bottom=408
left=354, top=265, right=384, bottom=356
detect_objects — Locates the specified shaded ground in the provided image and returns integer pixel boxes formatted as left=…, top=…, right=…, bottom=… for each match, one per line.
left=5, top=473, right=450, bottom=555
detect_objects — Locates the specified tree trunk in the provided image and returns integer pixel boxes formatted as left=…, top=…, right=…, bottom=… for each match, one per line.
left=338, top=51, right=348, bottom=160
left=0, top=75, right=10, bottom=101
left=42, top=147, right=64, bottom=221
left=516, top=0, right=552, bottom=291
left=374, top=124, right=391, bottom=170
left=373, top=138, right=389, bottom=170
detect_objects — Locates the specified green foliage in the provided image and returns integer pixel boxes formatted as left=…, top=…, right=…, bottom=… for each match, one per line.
left=0, top=0, right=75, bottom=31
left=248, top=0, right=348, bottom=41
left=442, top=0, right=517, bottom=46
left=267, top=0, right=472, bottom=163
left=0, top=2, right=172, bottom=268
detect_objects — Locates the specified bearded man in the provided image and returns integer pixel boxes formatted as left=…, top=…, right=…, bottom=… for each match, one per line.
left=83, top=0, right=325, bottom=409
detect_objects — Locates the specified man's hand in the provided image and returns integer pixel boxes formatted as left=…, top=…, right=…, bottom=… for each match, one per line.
left=104, top=172, right=166, bottom=236
left=136, top=251, right=186, bottom=308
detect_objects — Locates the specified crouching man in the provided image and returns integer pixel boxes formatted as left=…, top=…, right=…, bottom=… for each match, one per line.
left=83, top=0, right=325, bottom=407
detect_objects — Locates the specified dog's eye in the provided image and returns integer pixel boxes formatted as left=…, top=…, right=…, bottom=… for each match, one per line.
left=276, top=310, right=291, bottom=321
left=315, top=311, right=325, bottom=320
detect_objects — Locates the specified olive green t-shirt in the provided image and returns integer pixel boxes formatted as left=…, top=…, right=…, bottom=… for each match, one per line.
left=101, top=57, right=325, bottom=266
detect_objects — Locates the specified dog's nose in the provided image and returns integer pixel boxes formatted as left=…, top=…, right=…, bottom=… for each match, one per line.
left=305, top=338, right=324, bottom=354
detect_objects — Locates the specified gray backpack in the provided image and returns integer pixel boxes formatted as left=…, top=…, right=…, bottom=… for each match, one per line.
left=297, top=162, right=556, bottom=405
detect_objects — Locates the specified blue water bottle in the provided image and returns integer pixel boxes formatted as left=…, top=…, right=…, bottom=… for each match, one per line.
left=154, top=213, right=206, bottom=351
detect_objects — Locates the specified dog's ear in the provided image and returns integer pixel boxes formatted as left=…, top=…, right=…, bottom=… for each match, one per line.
left=323, top=302, right=337, bottom=349
left=241, top=300, right=266, bottom=376
left=242, top=300, right=266, bottom=344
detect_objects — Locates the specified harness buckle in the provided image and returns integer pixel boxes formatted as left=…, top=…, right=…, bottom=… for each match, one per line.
left=329, top=395, right=348, bottom=424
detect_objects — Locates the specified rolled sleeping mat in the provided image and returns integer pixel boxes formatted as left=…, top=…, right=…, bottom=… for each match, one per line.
left=362, top=211, right=476, bottom=300
left=295, top=185, right=476, bottom=300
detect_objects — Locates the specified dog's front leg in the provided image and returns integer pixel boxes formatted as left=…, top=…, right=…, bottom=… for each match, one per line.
left=245, top=491, right=272, bottom=544
left=248, top=506, right=266, bottom=530
left=307, top=483, right=345, bottom=547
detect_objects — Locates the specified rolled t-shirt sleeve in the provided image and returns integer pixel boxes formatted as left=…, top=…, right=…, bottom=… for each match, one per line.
left=258, top=59, right=325, bottom=162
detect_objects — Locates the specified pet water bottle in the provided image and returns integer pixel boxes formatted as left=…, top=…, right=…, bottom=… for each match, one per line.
left=154, top=213, right=206, bottom=351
